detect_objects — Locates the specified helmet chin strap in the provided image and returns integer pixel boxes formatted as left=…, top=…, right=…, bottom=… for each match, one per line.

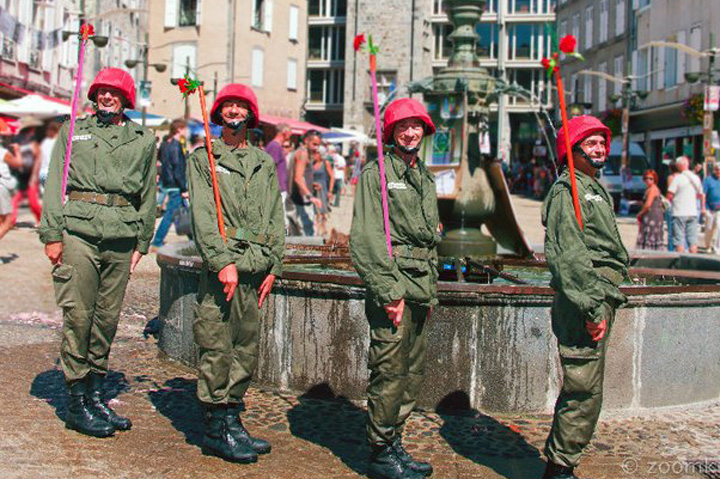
left=224, top=111, right=253, bottom=134
left=393, top=142, right=420, bottom=155
left=95, top=106, right=123, bottom=125
left=572, top=144, right=605, bottom=169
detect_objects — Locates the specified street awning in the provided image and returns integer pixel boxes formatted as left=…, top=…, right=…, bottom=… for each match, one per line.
left=0, top=94, right=71, bottom=118
left=125, top=110, right=170, bottom=128
left=322, top=127, right=370, bottom=144
left=259, top=114, right=329, bottom=135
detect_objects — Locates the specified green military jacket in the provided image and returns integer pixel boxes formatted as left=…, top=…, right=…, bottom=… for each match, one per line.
left=542, top=168, right=630, bottom=321
left=187, top=140, right=284, bottom=276
left=350, top=152, right=442, bottom=307
left=39, top=115, right=157, bottom=253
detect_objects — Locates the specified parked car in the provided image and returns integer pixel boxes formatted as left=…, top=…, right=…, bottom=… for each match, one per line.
left=598, top=139, right=650, bottom=210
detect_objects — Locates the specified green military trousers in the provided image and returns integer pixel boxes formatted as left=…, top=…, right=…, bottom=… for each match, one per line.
left=545, top=292, right=616, bottom=468
left=193, top=268, right=262, bottom=405
left=365, top=295, right=430, bottom=446
left=52, top=231, right=135, bottom=384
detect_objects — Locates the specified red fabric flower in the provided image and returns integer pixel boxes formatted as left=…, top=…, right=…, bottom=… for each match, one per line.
left=559, top=35, right=577, bottom=54
left=80, top=23, right=95, bottom=41
left=541, top=58, right=557, bottom=71
left=353, top=34, right=366, bottom=52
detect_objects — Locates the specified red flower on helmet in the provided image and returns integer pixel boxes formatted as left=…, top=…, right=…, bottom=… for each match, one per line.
left=353, top=34, right=366, bottom=52
left=559, top=35, right=577, bottom=54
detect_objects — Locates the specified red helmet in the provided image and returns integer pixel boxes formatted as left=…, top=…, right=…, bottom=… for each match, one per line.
left=556, top=115, right=611, bottom=164
left=88, top=68, right=136, bottom=110
left=382, top=98, right=435, bottom=144
left=210, top=84, right=260, bottom=128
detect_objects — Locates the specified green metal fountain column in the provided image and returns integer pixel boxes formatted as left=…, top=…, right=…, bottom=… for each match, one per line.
left=424, top=0, right=497, bottom=257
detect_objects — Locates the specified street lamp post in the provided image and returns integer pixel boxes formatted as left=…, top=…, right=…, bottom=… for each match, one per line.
left=125, top=33, right=166, bottom=126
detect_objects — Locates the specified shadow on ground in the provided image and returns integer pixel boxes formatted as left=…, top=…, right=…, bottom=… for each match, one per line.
left=438, top=391, right=545, bottom=479
left=287, top=383, right=369, bottom=476
left=148, top=377, right=204, bottom=448
left=30, top=367, right=131, bottom=422
left=0, top=253, right=18, bottom=264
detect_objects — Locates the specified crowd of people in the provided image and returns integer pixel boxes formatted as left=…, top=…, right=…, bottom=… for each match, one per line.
left=507, top=158, right=556, bottom=199
left=635, top=156, right=720, bottom=253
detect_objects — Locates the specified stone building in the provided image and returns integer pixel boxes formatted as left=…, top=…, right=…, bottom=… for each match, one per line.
left=307, top=0, right=555, bottom=163
left=0, top=0, right=147, bottom=102
left=147, top=0, right=308, bottom=122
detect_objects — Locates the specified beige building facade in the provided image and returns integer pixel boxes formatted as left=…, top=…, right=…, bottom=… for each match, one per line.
left=147, top=0, right=307, bottom=122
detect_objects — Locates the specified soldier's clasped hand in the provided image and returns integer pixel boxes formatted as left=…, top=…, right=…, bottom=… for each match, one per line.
left=218, top=263, right=238, bottom=302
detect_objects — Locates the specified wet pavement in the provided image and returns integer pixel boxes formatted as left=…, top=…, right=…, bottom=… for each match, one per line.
left=1, top=208, right=719, bottom=479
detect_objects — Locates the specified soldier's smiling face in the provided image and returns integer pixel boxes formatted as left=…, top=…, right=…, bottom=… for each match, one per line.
left=96, top=87, right=125, bottom=113
left=393, top=118, right=425, bottom=150
left=574, top=133, right=607, bottom=169
left=221, top=99, right=250, bottom=124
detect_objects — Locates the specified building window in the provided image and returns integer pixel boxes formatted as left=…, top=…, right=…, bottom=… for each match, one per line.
left=689, top=25, right=701, bottom=73
left=433, top=23, right=453, bottom=61
left=508, top=69, right=546, bottom=105
left=509, top=24, right=547, bottom=61
left=583, top=74, right=593, bottom=105
left=572, top=13, right=580, bottom=43
left=287, top=58, right=298, bottom=90
left=508, top=0, right=553, bottom=14
left=599, top=0, right=608, bottom=43
left=308, top=0, right=346, bottom=18
left=615, top=0, right=625, bottom=37
left=598, top=62, right=608, bottom=111
left=664, top=47, right=677, bottom=88
left=584, top=5, right=593, bottom=51
left=289, top=5, right=299, bottom=41
left=307, top=69, right=344, bottom=104
left=433, top=0, right=447, bottom=15
left=614, top=55, right=624, bottom=94
left=484, top=0, right=496, bottom=14
left=252, top=48, right=264, bottom=87
left=308, top=26, right=345, bottom=62
left=374, top=71, right=397, bottom=105
left=477, top=23, right=498, bottom=59
left=172, top=43, right=197, bottom=78
left=513, top=0, right=531, bottom=14
left=179, top=0, right=197, bottom=26
left=559, top=19, right=568, bottom=39
left=253, top=0, right=265, bottom=29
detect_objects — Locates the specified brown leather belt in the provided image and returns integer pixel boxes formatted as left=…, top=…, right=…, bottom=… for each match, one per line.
left=226, top=227, right=274, bottom=245
left=68, top=191, right=131, bottom=207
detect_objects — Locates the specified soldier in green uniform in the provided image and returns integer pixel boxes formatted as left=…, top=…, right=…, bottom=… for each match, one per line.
left=350, top=98, right=441, bottom=479
left=39, top=68, right=157, bottom=437
left=541, top=116, right=630, bottom=479
left=187, top=84, right=284, bottom=463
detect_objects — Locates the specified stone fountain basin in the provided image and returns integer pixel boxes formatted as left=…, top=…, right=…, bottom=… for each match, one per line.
left=156, top=242, right=720, bottom=414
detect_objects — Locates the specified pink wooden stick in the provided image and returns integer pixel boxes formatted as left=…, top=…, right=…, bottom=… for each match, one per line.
left=369, top=55, right=393, bottom=257
left=61, top=36, right=88, bottom=204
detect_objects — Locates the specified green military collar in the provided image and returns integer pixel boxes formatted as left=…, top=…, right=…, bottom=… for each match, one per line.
left=385, top=151, right=435, bottom=184
left=74, top=114, right=147, bottom=150
left=209, top=139, right=262, bottom=177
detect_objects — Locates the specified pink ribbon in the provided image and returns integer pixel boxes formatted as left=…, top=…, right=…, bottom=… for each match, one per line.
left=370, top=56, right=393, bottom=257
left=61, top=34, right=89, bottom=204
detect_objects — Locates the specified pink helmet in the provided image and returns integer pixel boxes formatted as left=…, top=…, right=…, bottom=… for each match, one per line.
left=210, top=84, right=260, bottom=128
left=382, top=98, right=436, bottom=144
left=88, top=68, right=136, bottom=110
left=556, top=115, right=611, bottom=164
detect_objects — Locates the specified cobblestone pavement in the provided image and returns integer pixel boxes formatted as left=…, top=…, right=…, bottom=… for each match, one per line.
left=1, top=209, right=719, bottom=479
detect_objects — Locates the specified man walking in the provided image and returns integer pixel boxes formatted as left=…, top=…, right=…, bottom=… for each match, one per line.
left=667, top=156, right=704, bottom=254
left=351, top=98, right=440, bottom=479
left=288, top=130, right=322, bottom=236
left=151, top=119, right=188, bottom=249
left=329, top=144, right=346, bottom=207
left=703, top=162, right=720, bottom=253
left=265, top=123, right=292, bottom=228
left=39, top=68, right=157, bottom=437
left=187, top=83, right=285, bottom=463
left=541, top=116, right=629, bottom=479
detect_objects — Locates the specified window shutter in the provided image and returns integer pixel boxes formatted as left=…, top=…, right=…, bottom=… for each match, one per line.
left=289, top=5, right=299, bottom=41
left=196, top=0, right=202, bottom=26
left=264, top=0, right=273, bottom=33
left=677, top=30, right=686, bottom=83
left=252, top=48, right=264, bottom=87
left=287, top=58, right=297, bottom=89
left=165, top=0, right=177, bottom=28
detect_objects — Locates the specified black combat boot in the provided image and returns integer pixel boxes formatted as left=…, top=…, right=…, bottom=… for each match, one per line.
left=542, top=461, right=578, bottom=479
left=202, top=406, right=258, bottom=463
left=225, top=405, right=271, bottom=454
left=86, top=372, right=132, bottom=431
left=65, top=380, right=115, bottom=438
left=392, top=436, right=433, bottom=476
left=368, top=442, right=425, bottom=479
